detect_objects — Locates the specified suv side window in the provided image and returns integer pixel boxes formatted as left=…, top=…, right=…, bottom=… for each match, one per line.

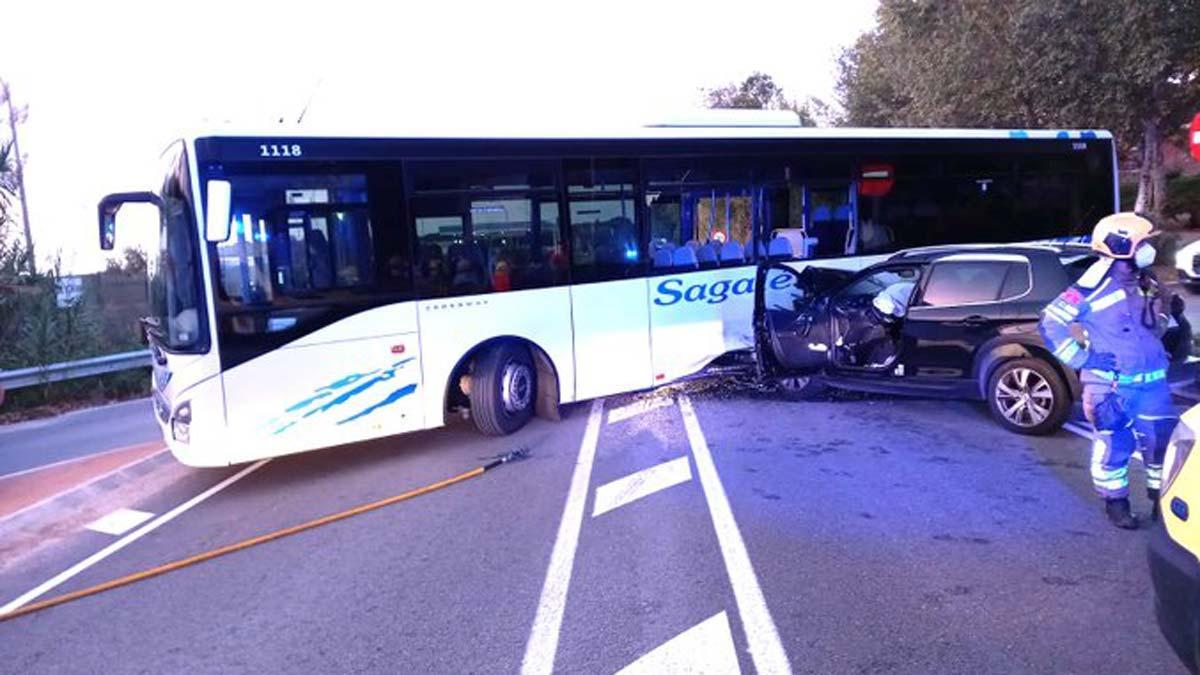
left=921, top=260, right=1027, bottom=307
left=839, top=266, right=920, bottom=301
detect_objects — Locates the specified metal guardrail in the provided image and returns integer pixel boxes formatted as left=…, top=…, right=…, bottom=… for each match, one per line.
left=0, top=350, right=151, bottom=391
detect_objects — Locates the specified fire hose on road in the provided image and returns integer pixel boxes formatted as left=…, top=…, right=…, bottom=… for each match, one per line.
left=0, top=448, right=529, bottom=623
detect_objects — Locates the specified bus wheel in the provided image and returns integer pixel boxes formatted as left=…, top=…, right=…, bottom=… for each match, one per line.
left=470, top=341, right=537, bottom=436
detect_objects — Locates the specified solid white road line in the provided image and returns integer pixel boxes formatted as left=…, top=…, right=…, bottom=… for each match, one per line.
left=592, top=456, right=692, bottom=518
left=521, top=398, right=605, bottom=675
left=85, top=508, right=155, bottom=536
left=607, top=396, right=675, bottom=425
left=0, top=459, right=269, bottom=616
left=1063, top=421, right=1144, bottom=463
left=1062, top=422, right=1092, bottom=440
left=616, top=611, right=741, bottom=675
left=678, top=395, right=791, bottom=675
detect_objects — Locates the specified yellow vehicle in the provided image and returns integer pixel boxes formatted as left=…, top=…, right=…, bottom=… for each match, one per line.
left=1150, top=404, right=1200, bottom=673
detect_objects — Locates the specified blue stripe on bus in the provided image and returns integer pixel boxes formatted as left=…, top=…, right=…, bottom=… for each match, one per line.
left=338, top=384, right=418, bottom=425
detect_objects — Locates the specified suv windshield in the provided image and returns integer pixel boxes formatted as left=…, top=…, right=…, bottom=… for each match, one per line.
left=148, top=144, right=203, bottom=351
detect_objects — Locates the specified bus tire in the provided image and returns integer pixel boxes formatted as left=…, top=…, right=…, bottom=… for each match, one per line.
left=470, top=341, right=537, bottom=436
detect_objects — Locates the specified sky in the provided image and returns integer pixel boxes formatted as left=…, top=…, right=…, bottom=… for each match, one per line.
left=1, top=0, right=878, bottom=274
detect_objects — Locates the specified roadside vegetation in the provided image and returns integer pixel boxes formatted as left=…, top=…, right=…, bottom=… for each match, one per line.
left=0, top=113, right=150, bottom=421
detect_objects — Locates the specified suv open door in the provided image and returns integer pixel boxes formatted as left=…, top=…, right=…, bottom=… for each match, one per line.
left=752, top=261, right=850, bottom=379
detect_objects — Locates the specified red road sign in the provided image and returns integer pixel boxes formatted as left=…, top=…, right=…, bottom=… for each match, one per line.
left=1190, top=112, right=1200, bottom=162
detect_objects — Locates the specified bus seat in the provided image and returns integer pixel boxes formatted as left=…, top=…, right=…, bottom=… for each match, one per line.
left=756, top=241, right=768, bottom=259
left=653, top=247, right=674, bottom=268
left=696, top=243, right=718, bottom=268
left=833, top=205, right=852, bottom=221
left=672, top=246, right=699, bottom=270
left=719, top=240, right=745, bottom=264
left=768, top=237, right=794, bottom=260
left=685, top=239, right=700, bottom=251
left=812, top=205, right=833, bottom=222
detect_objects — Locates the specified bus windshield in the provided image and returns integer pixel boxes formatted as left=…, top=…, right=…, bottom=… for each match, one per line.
left=148, top=145, right=203, bottom=351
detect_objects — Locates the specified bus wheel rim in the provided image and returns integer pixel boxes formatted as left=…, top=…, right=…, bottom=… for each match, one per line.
left=501, top=361, right=533, bottom=413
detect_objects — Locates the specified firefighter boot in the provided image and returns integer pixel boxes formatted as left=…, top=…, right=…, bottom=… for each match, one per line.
left=1148, top=488, right=1161, bottom=522
left=1104, top=498, right=1140, bottom=530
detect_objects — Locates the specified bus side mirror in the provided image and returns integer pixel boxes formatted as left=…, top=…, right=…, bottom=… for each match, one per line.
left=205, top=180, right=232, bottom=243
left=97, top=192, right=163, bottom=251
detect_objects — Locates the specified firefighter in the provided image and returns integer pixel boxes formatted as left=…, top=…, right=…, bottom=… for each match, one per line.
left=1039, top=212, right=1180, bottom=529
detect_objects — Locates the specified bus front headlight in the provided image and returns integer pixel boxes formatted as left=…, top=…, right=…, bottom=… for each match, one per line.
left=1164, top=420, right=1194, bottom=493
left=171, top=402, right=191, bottom=445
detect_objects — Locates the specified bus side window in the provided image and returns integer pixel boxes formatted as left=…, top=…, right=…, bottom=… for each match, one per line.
left=643, top=158, right=759, bottom=273
left=408, top=159, right=561, bottom=298
left=565, top=158, right=642, bottom=283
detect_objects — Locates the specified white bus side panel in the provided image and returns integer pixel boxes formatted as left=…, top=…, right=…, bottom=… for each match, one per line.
left=648, top=266, right=759, bottom=382
left=570, top=279, right=654, bottom=400
left=647, top=257, right=887, bottom=383
left=219, top=303, right=424, bottom=465
left=416, top=286, right=575, bottom=427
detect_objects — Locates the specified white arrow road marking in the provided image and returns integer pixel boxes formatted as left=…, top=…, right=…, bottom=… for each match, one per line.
left=593, top=456, right=692, bottom=518
left=85, top=508, right=155, bottom=536
left=608, top=396, right=675, bottom=424
left=522, top=398, right=606, bottom=675
left=679, top=395, right=792, bottom=675
left=616, top=611, right=741, bottom=675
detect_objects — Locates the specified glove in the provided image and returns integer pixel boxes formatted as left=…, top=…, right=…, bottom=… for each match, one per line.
left=1171, top=293, right=1186, bottom=320
left=1082, top=351, right=1117, bottom=371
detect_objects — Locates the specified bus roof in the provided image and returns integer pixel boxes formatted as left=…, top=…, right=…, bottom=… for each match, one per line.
left=190, top=119, right=1113, bottom=143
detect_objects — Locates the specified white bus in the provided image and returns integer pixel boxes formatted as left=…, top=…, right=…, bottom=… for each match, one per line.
left=99, top=121, right=1117, bottom=467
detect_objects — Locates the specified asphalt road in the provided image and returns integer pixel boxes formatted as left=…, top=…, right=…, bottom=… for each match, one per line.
left=0, top=385, right=1187, bottom=674
left=0, top=398, right=160, bottom=478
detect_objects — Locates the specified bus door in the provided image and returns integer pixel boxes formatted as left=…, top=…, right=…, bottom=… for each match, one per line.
left=646, top=178, right=762, bottom=383
left=566, top=159, right=656, bottom=400
left=802, top=182, right=858, bottom=259
left=215, top=173, right=427, bottom=461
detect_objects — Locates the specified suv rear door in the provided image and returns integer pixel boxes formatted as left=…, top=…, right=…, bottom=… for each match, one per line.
left=901, top=254, right=1032, bottom=381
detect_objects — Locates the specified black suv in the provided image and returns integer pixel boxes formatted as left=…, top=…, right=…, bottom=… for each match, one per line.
left=752, top=244, right=1190, bottom=435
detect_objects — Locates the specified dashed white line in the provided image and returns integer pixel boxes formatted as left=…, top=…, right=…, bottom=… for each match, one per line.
left=679, top=395, right=791, bottom=675
left=521, top=398, right=605, bottom=675
left=0, top=459, right=269, bottom=617
left=607, top=396, right=674, bottom=424
left=616, top=611, right=741, bottom=675
left=592, top=456, right=692, bottom=518
left=85, top=508, right=155, bottom=536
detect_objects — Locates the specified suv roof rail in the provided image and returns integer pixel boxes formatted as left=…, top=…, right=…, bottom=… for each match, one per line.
left=889, top=241, right=1073, bottom=260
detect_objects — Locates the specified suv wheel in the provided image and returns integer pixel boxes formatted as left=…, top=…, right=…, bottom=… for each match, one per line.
left=775, top=374, right=829, bottom=401
left=986, top=357, right=1069, bottom=435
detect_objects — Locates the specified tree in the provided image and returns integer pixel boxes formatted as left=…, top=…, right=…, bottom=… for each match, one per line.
left=105, top=246, right=148, bottom=275
left=704, top=72, right=825, bottom=126
left=837, top=0, right=1200, bottom=217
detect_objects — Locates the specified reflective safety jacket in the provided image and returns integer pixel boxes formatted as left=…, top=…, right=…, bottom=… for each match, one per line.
left=1039, top=259, right=1171, bottom=382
